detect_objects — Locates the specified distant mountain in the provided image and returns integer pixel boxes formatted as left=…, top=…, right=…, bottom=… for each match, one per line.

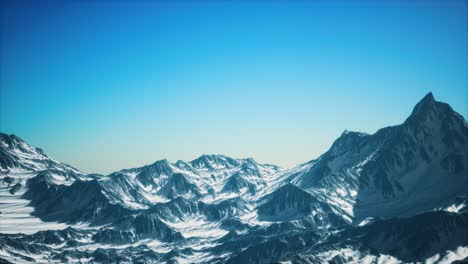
left=0, top=92, right=467, bottom=263
left=0, top=133, right=83, bottom=181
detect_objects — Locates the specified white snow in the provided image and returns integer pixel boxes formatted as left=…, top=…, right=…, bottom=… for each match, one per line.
left=0, top=177, right=69, bottom=234
left=425, top=246, right=468, bottom=264
left=445, top=203, right=465, bottom=213
left=316, top=247, right=401, bottom=264
left=161, top=216, right=228, bottom=239
left=358, top=217, right=374, bottom=226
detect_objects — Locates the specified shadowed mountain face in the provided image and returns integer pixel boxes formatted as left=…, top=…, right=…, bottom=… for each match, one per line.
left=290, top=92, right=468, bottom=222
left=0, top=93, right=467, bottom=263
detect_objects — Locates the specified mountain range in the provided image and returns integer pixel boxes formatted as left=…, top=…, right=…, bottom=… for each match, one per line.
left=0, top=92, right=467, bottom=263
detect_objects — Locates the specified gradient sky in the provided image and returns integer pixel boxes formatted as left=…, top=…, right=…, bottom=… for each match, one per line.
left=1, top=0, right=467, bottom=174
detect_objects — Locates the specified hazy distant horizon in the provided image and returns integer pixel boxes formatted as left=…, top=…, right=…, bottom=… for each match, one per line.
left=1, top=1, right=467, bottom=174
left=2, top=92, right=465, bottom=175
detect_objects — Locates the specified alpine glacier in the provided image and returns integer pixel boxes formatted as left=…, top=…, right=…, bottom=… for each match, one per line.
left=0, top=93, right=467, bottom=263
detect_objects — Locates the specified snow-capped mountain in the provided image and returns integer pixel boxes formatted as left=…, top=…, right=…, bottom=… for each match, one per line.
left=0, top=133, right=83, bottom=182
left=0, top=92, right=467, bottom=263
left=288, top=92, right=468, bottom=223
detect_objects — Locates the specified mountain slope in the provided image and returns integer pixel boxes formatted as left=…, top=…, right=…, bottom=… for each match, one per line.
left=0, top=133, right=81, bottom=177
left=282, top=210, right=468, bottom=263
left=287, top=92, right=468, bottom=222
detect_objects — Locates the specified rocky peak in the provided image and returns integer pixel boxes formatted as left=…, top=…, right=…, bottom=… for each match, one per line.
left=190, top=154, right=240, bottom=169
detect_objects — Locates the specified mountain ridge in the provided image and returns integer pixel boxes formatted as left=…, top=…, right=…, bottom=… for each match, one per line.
left=1, top=92, right=467, bottom=263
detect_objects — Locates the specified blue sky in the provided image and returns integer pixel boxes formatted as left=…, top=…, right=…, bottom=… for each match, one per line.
left=1, top=0, right=467, bottom=173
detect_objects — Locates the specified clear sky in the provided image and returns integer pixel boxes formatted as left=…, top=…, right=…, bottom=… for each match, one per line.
left=1, top=0, right=467, bottom=174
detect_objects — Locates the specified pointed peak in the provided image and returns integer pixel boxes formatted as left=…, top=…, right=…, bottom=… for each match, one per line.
left=404, top=92, right=465, bottom=128
left=141, top=159, right=172, bottom=173
left=175, top=160, right=187, bottom=165
left=152, top=159, right=170, bottom=165
left=411, top=92, right=437, bottom=116
left=8, top=134, right=22, bottom=142
left=244, top=157, right=256, bottom=163
left=423, top=91, right=435, bottom=101
left=0, top=133, right=24, bottom=146
left=192, top=154, right=223, bottom=162
left=190, top=154, right=240, bottom=169
left=242, top=157, right=260, bottom=167
left=175, top=160, right=190, bottom=168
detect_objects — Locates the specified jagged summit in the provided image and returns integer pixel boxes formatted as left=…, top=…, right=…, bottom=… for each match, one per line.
left=0, top=133, right=24, bottom=145
left=341, top=129, right=368, bottom=136
left=191, top=154, right=231, bottom=162
left=1, top=133, right=37, bottom=155
left=0, top=132, right=81, bottom=174
left=405, top=92, right=462, bottom=126
left=421, top=91, right=435, bottom=102
left=411, top=92, right=436, bottom=115
left=290, top=92, right=468, bottom=222
left=190, top=154, right=240, bottom=169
